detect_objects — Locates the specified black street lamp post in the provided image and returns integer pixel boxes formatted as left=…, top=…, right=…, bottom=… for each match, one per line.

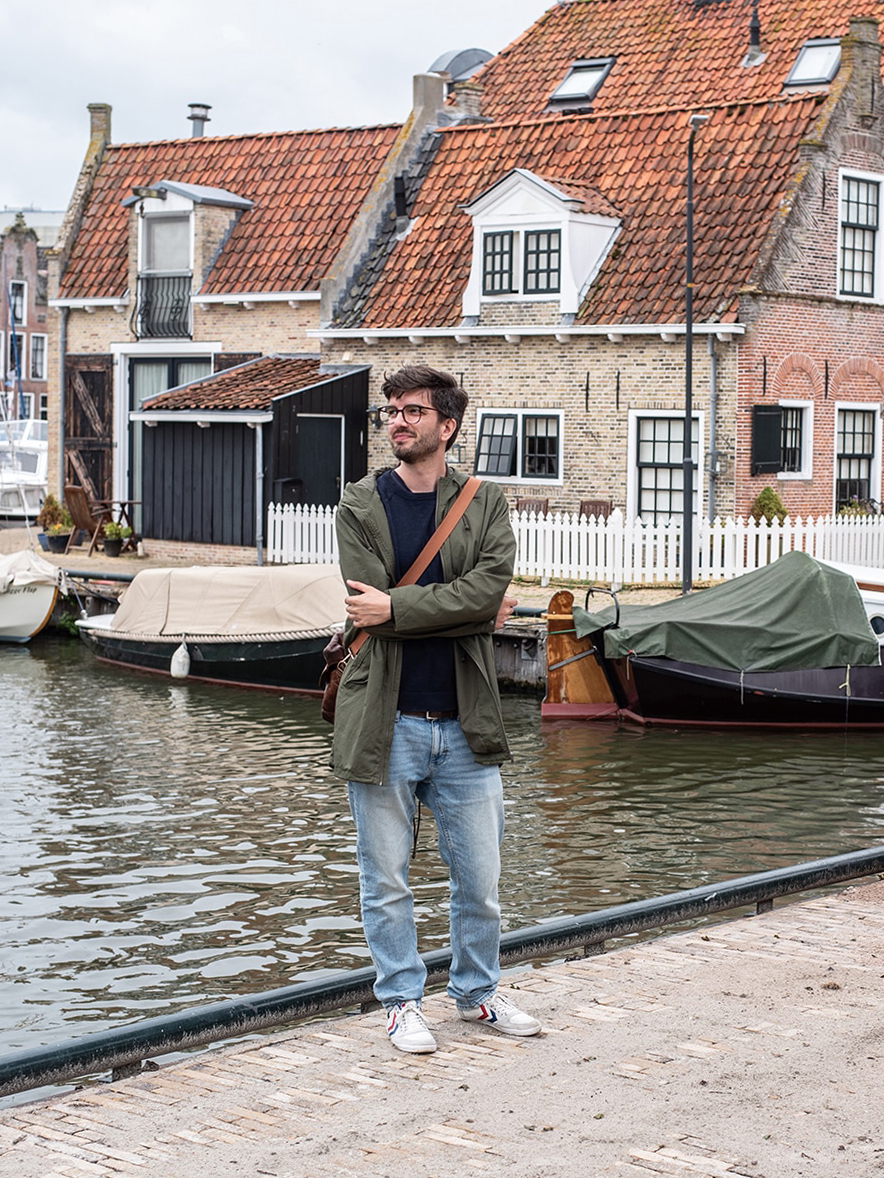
left=682, top=112, right=708, bottom=595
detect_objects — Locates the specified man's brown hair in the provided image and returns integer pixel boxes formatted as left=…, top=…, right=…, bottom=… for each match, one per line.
left=381, top=366, right=468, bottom=450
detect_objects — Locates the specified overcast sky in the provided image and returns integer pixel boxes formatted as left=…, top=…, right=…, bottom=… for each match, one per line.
left=0, top=0, right=549, bottom=212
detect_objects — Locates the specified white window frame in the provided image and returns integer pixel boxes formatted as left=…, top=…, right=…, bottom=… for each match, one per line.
left=474, top=407, right=564, bottom=486
left=627, top=409, right=705, bottom=524
left=8, top=279, right=26, bottom=325
left=837, top=169, right=883, bottom=302
left=29, top=332, right=47, bottom=381
left=777, top=399, right=813, bottom=480
left=7, top=331, right=25, bottom=379
left=833, top=401, right=881, bottom=509
left=137, top=191, right=194, bottom=275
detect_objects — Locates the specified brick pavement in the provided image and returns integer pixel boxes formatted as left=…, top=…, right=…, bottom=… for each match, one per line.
left=1, top=883, right=882, bottom=1178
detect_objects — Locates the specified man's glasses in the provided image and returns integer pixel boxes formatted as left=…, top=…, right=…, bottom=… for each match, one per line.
left=375, top=404, right=442, bottom=424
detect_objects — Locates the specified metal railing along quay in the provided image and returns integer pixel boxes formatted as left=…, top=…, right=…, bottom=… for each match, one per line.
left=2, top=846, right=883, bottom=1099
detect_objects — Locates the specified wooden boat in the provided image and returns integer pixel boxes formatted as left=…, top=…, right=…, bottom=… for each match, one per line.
left=0, top=551, right=64, bottom=642
left=76, top=564, right=345, bottom=694
left=542, top=551, right=884, bottom=729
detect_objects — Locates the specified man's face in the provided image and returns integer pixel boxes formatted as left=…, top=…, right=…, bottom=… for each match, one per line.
left=386, top=389, right=455, bottom=464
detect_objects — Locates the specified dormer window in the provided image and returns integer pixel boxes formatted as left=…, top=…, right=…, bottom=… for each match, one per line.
left=548, top=58, right=614, bottom=110
left=143, top=214, right=190, bottom=273
left=481, top=229, right=562, bottom=296
left=123, top=180, right=252, bottom=341
left=463, top=169, right=620, bottom=318
left=785, top=38, right=840, bottom=86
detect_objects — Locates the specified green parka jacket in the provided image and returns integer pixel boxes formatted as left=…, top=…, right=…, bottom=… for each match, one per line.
left=331, top=466, right=515, bottom=785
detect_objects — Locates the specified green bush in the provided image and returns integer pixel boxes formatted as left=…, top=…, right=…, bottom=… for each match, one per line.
left=749, top=486, right=787, bottom=524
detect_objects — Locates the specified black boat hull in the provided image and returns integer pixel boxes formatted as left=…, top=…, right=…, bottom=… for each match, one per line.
left=607, top=654, right=884, bottom=728
left=78, top=628, right=328, bottom=695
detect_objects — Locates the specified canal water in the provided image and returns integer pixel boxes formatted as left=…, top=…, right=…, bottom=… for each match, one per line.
left=3, top=634, right=884, bottom=1063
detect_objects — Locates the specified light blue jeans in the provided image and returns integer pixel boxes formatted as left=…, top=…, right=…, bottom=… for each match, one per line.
left=347, top=712, right=505, bottom=1009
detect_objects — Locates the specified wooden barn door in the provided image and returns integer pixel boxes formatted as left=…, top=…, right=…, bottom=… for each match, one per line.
left=64, top=355, right=114, bottom=501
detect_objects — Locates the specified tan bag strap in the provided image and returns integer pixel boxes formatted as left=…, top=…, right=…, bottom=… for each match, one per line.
left=347, top=476, right=481, bottom=659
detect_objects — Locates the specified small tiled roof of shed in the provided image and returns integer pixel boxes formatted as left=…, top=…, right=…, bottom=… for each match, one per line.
left=141, top=355, right=327, bottom=411
left=473, top=0, right=881, bottom=121
left=59, top=124, right=401, bottom=300
left=336, top=93, right=827, bottom=329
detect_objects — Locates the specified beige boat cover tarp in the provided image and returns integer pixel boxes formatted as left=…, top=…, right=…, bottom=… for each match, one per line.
left=0, top=550, right=64, bottom=593
left=110, top=564, right=346, bottom=636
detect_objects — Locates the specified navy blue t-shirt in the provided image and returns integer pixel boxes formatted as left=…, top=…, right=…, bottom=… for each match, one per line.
left=377, top=469, right=457, bottom=713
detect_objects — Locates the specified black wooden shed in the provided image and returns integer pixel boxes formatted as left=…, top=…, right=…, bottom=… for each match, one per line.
left=133, top=355, right=370, bottom=552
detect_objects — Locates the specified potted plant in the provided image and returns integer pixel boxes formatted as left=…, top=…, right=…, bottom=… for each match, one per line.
left=35, top=494, right=65, bottom=551
left=102, top=520, right=132, bottom=557
left=44, top=506, right=74, bottom=554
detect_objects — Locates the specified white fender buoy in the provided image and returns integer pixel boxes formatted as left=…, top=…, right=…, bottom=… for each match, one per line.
left=170, top=641, right=191, bottom=679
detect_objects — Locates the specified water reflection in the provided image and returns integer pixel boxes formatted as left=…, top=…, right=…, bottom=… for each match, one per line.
left=2, top=638, right=884, bottom=1057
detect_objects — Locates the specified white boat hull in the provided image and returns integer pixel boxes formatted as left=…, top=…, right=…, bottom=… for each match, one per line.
left=0, top=581, right=58, bottom=642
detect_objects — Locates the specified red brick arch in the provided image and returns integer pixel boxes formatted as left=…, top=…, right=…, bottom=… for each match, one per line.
left=830, top=356, right=884, bottom=399
left=770, top=353, right=823, bottom=398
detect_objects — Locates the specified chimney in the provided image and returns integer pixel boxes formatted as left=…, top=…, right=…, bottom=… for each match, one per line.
left=741, top=1, right=766, bottom=67
left=87, top=103, right=112, bottom=152
left=188, top=103, right=212, bottom=137
left=451, top=80, right=484, bottom=120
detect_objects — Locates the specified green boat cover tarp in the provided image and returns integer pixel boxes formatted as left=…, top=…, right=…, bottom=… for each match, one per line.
left=573, top=551, right=881, bottom=672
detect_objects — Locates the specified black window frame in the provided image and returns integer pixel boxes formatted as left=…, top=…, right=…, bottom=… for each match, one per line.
left=780, top=406, right=804, bottom=473
left=635, top=415, right=699, bottom=525
left=474, top=410, right=561, bottom=481
left=482, top=232, right=515, bottom=295
left=784, top=38, right=841, bottom=86
left=840, top=176, right=879, bottom=298
left=548, top=57, right=615, bottom=111
left=836, top=407, right=876, bottom=508
left=523, top=229, right=561, bottom=294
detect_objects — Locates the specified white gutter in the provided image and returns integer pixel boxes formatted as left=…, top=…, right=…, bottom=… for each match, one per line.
left=130, top=411, right=273, bottom=425
left=49, top=296, right=128, bottom=312
left=192, top=291, right=320, bottom=306
left=311, top=322, right=744, bottom=344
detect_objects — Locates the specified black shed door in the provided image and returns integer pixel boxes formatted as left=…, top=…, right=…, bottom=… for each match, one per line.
left=294, top=416, right=344, bottom=507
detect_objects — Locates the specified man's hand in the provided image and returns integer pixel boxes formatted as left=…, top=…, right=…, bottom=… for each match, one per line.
left=345, top=580, right=393, bottom=627
left=494, top=594, right=518, bottom=630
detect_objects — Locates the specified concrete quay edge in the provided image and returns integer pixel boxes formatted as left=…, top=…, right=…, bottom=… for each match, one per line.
left=1, top=881, right=882, bottom=1178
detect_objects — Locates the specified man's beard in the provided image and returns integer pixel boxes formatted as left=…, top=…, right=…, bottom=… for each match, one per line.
left=391, top=425, right=444, bottom=464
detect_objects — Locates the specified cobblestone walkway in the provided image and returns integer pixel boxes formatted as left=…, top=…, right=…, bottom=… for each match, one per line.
left=1, top=883, right=882, bottom=1178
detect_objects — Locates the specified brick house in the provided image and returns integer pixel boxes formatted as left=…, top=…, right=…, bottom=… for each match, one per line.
left=44, top=80, right=467, bottom=553
left=1, top=212, right=49, bottom=421
left=316, top=0, right=884, bottom=526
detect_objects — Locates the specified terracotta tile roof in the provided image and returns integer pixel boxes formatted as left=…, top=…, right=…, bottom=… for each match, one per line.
left=474, top=0, right=881, bottom=122
left=338, top=94, right=827, bottom=328
left=59, top=125, right=401, bottom=299
left=141, top=355, right=327, bottom=411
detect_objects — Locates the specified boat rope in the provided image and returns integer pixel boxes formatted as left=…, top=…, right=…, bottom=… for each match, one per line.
left=839, top=665, right=852, bottom=697
left=740, top=669, right=745, bottom=705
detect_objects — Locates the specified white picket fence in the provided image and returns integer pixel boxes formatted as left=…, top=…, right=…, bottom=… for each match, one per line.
left=266, top=502, right=884, bottom=585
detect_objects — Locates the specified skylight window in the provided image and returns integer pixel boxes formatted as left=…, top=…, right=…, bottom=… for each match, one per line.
left=785, top=38, right=840, bottom=86
left=549, top=58, right=613, bottom=107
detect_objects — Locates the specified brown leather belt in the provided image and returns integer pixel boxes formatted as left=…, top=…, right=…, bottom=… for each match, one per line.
left=400, top=710, right=459, bottom=720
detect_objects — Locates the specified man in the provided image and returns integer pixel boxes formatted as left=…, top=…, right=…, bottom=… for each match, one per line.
left=332, top=365, right=541, bottom=1053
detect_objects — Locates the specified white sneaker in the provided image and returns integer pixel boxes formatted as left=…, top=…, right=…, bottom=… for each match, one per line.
left=386, top=1000, right=437, bottom=1053
left=457, top=992, right=541, bottom=1036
